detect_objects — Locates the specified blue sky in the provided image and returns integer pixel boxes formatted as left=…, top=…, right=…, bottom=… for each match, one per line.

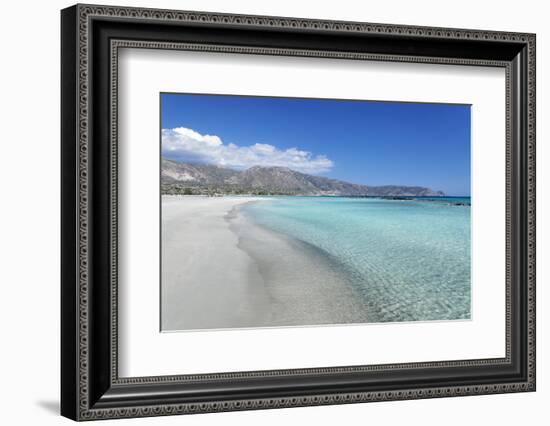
left=161, top=93, right=471, bottom=196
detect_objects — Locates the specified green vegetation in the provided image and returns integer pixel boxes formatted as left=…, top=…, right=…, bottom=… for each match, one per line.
left=161, top=183, right=301, bottom=196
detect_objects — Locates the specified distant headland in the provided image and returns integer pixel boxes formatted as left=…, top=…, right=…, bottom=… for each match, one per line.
left=161, top=158, right=445, bottom=197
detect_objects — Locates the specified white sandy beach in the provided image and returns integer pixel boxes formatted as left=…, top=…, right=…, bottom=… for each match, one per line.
left=161, top=196, right=268, bottom=330
left=161, top=196, right=369, bottom=331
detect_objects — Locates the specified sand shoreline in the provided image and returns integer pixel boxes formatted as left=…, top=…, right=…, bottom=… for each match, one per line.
left=161, top=195, right=369, bottom=331
left=161, top=196, right=269, bottom=331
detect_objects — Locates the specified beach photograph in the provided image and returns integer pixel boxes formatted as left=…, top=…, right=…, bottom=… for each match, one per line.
left=160, top=93, right=471, bottom=332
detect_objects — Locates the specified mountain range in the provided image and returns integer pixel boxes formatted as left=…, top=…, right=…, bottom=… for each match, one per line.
left=161, top=158, right=445, bottom=197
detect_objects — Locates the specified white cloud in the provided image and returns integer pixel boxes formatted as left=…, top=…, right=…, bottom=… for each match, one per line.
left=162, top=127, right=333, bottom=174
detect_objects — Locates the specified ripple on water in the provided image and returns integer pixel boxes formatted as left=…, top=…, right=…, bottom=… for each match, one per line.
left=243, top=197, right=471, bottom=323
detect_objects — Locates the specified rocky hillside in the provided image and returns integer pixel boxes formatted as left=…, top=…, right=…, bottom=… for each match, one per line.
left=161, top=159, right=444, bottom=196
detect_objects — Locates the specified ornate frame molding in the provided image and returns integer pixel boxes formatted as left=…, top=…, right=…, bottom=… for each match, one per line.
left=61, top=4, right=536, bottom=421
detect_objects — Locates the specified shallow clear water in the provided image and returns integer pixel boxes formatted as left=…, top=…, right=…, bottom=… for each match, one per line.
left=242, top=196, right=471, bottom=323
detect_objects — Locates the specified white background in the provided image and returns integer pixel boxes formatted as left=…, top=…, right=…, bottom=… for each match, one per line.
left=119, top=49, right=506, bottom=376
left=0, top=0, right=547, bottom=425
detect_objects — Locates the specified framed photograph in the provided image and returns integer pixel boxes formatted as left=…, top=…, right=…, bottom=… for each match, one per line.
left=61, top=4, right=536, bottom=421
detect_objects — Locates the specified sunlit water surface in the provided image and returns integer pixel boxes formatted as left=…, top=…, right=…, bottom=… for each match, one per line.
left=242, top=196, right=471, bottom=323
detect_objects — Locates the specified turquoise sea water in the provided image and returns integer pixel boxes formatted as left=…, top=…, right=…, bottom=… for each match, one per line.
left=242, top=196, right=471, bottom=323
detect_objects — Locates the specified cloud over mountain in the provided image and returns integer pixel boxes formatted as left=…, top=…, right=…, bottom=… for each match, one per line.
left=161, top=127, right=334, bottom=174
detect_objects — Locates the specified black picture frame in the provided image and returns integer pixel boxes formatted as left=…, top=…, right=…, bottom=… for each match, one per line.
left=61, top=4, right=536, bottom=421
